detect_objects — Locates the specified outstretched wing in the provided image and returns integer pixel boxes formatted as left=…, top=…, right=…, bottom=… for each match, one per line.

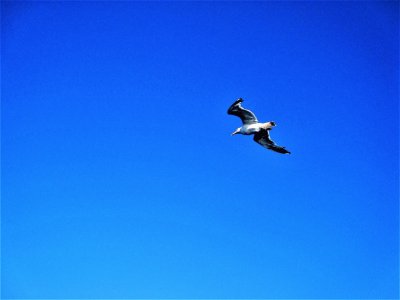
left=253, top=130, right=291, bottom=154
left=227, top=98, right=258, bottom=125
left=267, top=144, right=291, bottom=154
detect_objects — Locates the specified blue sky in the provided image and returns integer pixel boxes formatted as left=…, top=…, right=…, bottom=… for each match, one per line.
left=2, top=1, right=398, bottom=299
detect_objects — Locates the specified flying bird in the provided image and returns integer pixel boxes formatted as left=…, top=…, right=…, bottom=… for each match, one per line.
left=227, top=98, right=291, bottom=154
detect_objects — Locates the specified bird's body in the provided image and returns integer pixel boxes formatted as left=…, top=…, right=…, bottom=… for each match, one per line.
left=237, top=123, right=264, bottom=135
left=227, top=98, right=291, bottom=154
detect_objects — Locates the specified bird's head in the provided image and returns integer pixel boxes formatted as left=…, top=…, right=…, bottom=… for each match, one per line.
left=231, top=127, right=241, bottom=136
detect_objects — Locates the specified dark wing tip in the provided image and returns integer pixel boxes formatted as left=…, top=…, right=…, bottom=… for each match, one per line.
left=232, top=98, right=244, bottom=106
left=227, top=98, right=244, bottom=115
left=283, top=147, right=291, bottom=154
left=267, top=144, right=291, bottom=154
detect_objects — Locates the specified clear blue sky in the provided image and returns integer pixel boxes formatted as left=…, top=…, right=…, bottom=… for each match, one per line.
left=2, top=1, right=398, bottom=299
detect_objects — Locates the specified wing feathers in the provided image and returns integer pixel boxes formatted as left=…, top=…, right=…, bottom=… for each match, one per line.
left=253, top=130, right=291, bottom=154
left=227, top=99, right=258, bottom=125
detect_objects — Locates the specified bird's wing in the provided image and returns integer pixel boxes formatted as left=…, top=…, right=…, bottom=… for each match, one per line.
left=253, top=130, right=291, bottom=154
left=253, top=130, right=275, bottom=146
left=227, top=99, right=258, bottom=125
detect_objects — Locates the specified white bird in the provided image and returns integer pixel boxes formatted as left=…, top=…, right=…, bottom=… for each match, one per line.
left=227, top=98, right=291, bottom=154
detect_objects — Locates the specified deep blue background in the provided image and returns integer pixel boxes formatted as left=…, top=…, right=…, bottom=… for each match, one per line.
left=2, top=1, right=398, bottom=298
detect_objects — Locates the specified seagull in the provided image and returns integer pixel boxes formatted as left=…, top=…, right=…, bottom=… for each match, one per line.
left=227, top=98, right=291, bottom=154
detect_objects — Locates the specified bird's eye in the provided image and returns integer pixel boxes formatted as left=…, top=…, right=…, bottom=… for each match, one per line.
left=271, top=122, right=276, bottom=126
